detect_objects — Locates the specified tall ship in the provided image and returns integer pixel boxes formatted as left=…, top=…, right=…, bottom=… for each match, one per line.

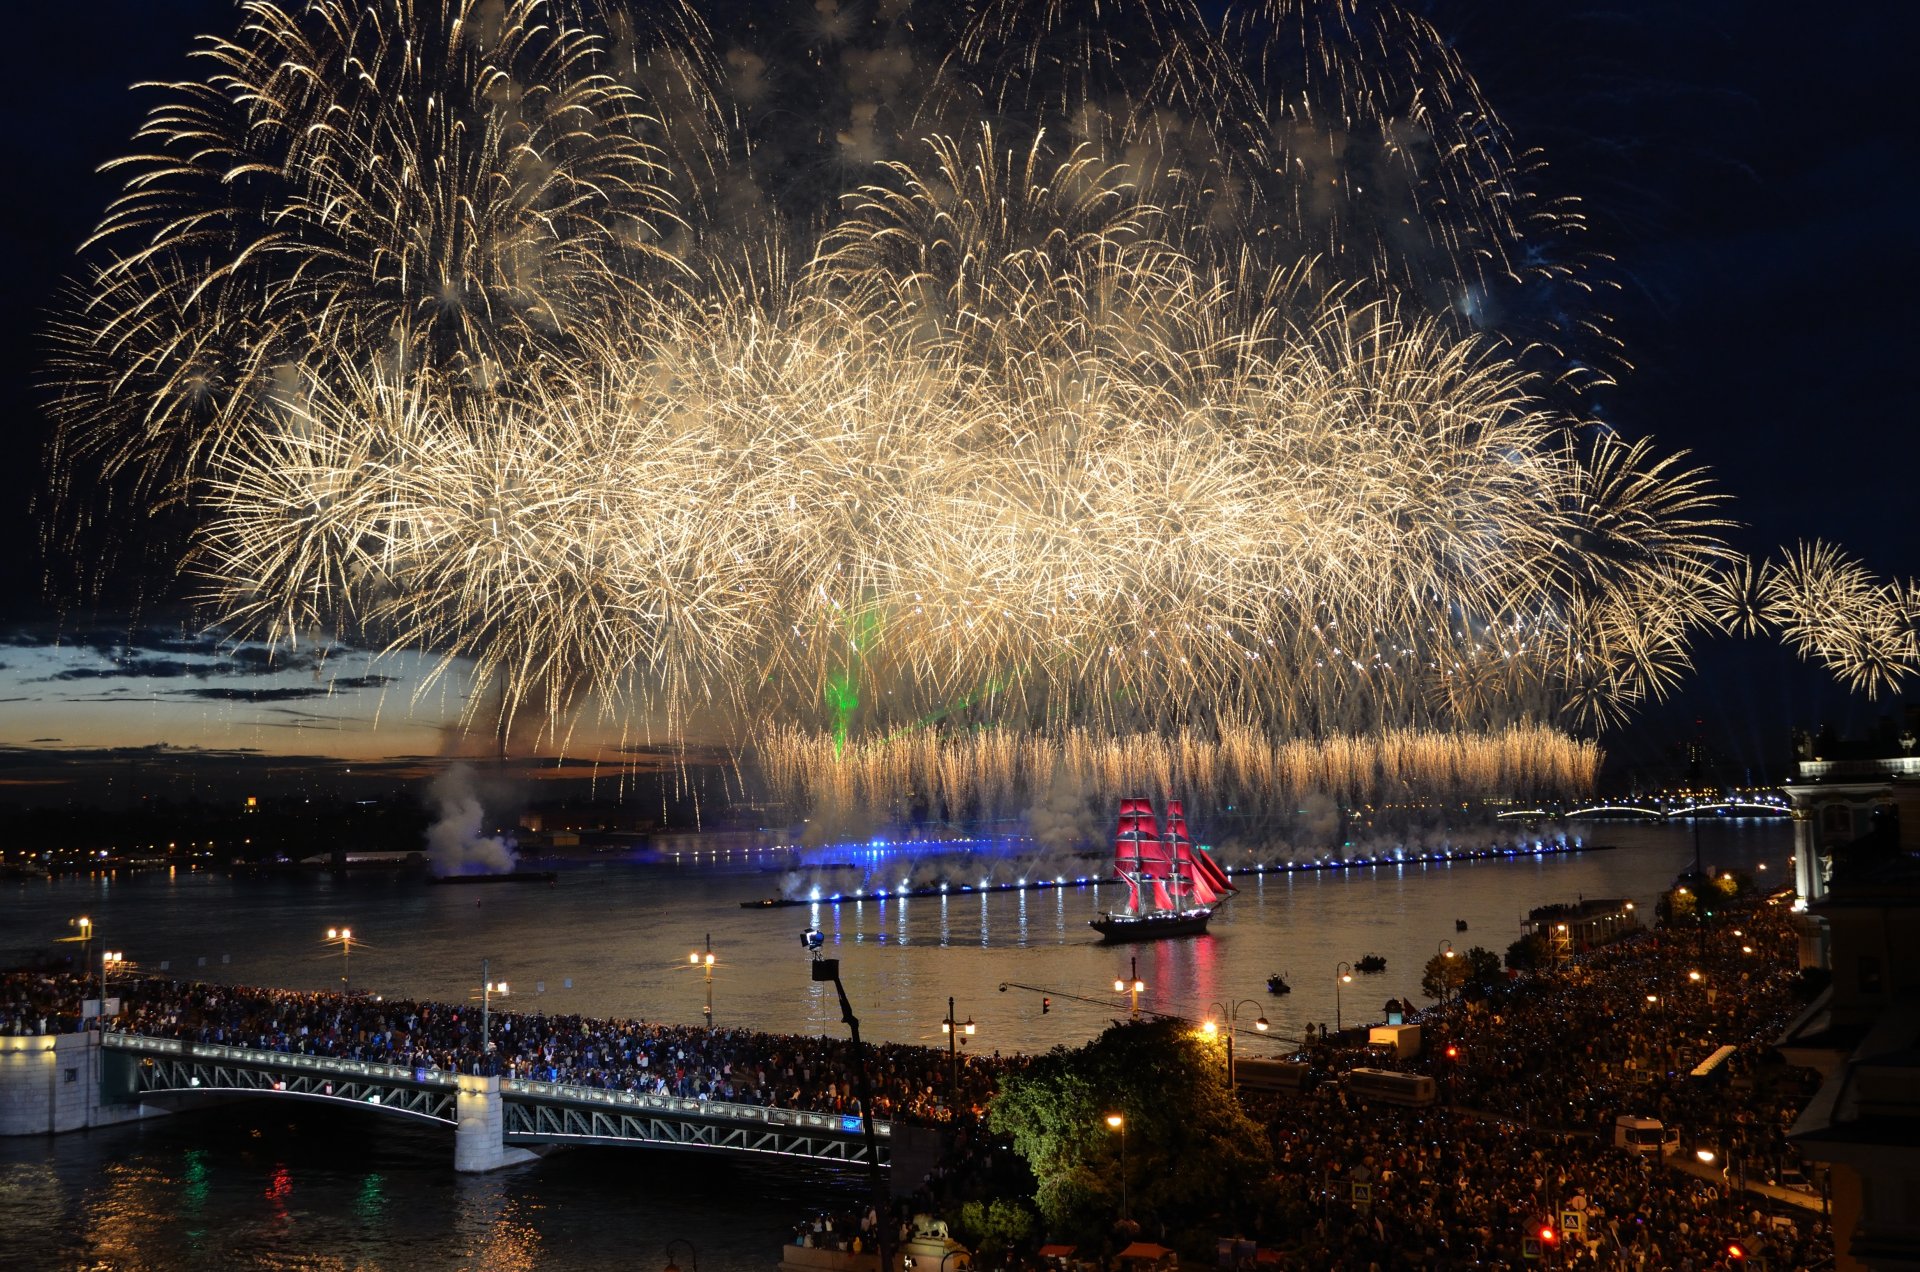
left=1090, top=797, right=1235, bottom=941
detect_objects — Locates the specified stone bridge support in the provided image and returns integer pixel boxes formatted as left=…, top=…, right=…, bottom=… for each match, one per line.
left=454, top=1074, right=536, bottom=1173
left=1, top=1033, right=165, bottom=1135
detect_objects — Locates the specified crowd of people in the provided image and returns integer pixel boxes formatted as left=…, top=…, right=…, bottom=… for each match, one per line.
left=0, top=968, right=1019, bottom=1127
left=1240, top=894, right=1831, bottom=1269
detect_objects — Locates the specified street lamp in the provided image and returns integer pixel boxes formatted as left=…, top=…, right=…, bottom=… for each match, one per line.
left=1335, top=962, right=1353, bottom=1034
left=689, top=933, right=716, bottom=1028
left=1204, top=999, right=1269, bottom=1088
left=480, top=957, right=509, bottom=1069
left=662, top=1238, right=699, bottom=1272
left=101, top=951, right=125, bottom=1018
left=325, top=926, right=356, bottom=993
left=807, top=951, right=894, bottom=1272
left=1105, top=1113, right=1127, bottom=1222
left=1113, top=955, right=1145, bottom=1018
left=1437, top=939, right=1456, bottom=1019
left=63, top=917, right=105, bottom=1016
left=941, top=996, right=976, bottom=1111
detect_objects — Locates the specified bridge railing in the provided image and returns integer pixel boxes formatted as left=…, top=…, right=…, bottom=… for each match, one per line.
left=101, top=1032, right=889, bottom=1137
left=104, top=1032, right=457, bottom=1089
left=501, top=1076, right=891, bottom=1138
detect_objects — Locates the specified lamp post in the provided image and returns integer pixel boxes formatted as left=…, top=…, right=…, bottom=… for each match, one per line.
left=1106, top=1113, right=1127, bottom=1222
left=65, top=917, right=100, bottom=1016
left=1204, top=999, right=1269, bottom=1089
left=662, top=1238, right=699, bottom=1272
left=1113, top=955, right=1145, bottom=1018
left=481, top=958, right=508, bottom=1071
left=1691, top=798, right=1704, bottom=880
left=1335, top=962, right=1353, bottom=1035
left=808, top=951, right=893, bottom=1272
left=941, top=996, right=975, bottom=1111
left=1437, top=940, right=1456, bottom=1020
left=689, top=933, right=716, bottom=1028
left=325, top=926, right=355, bottom=993
left=101, top=950, right=125, bottom=1019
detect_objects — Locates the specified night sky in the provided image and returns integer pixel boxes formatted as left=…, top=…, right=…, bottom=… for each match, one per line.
left=0, top=1, right=1913, bottom=802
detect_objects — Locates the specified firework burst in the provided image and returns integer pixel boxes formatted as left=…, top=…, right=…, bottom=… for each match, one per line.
left=45, top=0, right=1915, bottom=816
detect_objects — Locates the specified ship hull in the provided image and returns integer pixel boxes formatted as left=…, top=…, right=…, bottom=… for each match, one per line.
left=1089, top=908, right=1214, bottom=942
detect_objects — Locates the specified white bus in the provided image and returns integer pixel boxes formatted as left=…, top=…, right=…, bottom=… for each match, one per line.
left=1236, top=1058, right=1313, bottom=1092
left=1346, top=1067, right=1438, bottom=1106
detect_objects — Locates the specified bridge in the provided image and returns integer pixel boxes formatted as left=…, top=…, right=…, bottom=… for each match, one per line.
left=1495, top=800, right=1790, bottom=822
left=89, top=1033, right=893, bottom=1172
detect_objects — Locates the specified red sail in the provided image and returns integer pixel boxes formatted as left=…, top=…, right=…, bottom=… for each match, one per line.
left=1114, top=797, right=1163, bottom=874
left=1113, top=796, right=1231, bottom=915
left=1114, top=797, right=1167, bottom=913
left=1164, top=800, right=1235, bottom=900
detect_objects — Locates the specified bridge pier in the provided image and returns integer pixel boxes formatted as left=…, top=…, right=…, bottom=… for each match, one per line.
left=454, top=1074, right=536, bottom=1173
left=1, top=1033, right=167, bottom=1136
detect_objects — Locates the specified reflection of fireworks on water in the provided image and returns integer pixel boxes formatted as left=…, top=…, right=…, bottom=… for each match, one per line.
left=44, top=0, right=1918, bottom=808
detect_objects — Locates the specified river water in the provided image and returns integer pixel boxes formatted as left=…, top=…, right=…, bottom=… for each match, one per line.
left=1, top=819, right=1792, bottom=1269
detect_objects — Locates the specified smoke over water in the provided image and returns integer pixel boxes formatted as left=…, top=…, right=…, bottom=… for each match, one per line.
left=426, top=763, right=518, bottom=876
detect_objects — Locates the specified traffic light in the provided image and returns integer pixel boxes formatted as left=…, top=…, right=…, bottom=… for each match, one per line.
left=1726, top=1239, right=1749, bottom=1261
left=1042, top=996, right=1051, bottom=1014
left=1538, top=1225, right=1558, bottom=1247
left=1444, top=1044, right=1460, bottom=1060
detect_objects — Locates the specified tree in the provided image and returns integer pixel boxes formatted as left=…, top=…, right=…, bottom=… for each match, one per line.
left=1420, top=952, right=1469, bottom=1003
left=1463, top=945, right=1503, bottom=994
left=988, top=1017, right=1274, bottom=1248
left=1505, top=933, right=1549, bottom=972
left=957, top=1199, right=1039, bottom=1265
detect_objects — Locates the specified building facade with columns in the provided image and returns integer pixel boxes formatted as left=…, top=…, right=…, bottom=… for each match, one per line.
left=1781, top=717, right=1919, bottom=946
left=1776, top=714, right=1920, bottom=1270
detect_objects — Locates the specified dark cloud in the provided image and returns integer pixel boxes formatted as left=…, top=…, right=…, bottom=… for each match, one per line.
left=170, top=672, right=397, bottom=704
left=7, top=620, right=345, bottom=684
left=55, top=659, right=203, bottom=681
left=173, top=686, right=338, bottom=703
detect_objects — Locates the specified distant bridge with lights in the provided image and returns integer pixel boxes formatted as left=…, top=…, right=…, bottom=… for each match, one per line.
left=1, top=1031, right=897, bottom=1174
left=1495, top=798, right=1790, bottom=822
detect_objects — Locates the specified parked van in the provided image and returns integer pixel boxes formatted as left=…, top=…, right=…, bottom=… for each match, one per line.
left=1613, top=1115, right=1680, bottom=1154
left=1368, top=1023, right=1422, bottom=1060
left=1346, top=1067, right=1438, bottom=1106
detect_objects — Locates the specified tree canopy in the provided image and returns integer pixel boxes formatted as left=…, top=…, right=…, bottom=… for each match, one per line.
left=987, top=1017, right=1275, bottom=1247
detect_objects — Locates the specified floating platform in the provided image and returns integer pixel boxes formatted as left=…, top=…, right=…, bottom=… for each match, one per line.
left=429, top=871, right=558, bottom=885
left=738, top=840, right=1608, bottom=908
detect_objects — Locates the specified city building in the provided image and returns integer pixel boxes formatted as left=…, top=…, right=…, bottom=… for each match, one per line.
left=1781, top=708, right=1920, bottom=955
left=1520, top=898, right=1639, bottom=951
left=1776, top=711, right=1920, bottom=1271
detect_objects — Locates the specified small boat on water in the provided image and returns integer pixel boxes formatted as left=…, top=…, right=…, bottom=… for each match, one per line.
left=1089, top=797, right=1234, bottom=942
left=1354, top=953, right=1387, bottom=974
left=1456, top=919, right=1469, bottom=932
left=1266, top=973, right=1291, bottom=995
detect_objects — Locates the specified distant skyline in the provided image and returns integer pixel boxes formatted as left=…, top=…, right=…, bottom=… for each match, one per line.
left=1, top=1, right=1914, bottom=801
